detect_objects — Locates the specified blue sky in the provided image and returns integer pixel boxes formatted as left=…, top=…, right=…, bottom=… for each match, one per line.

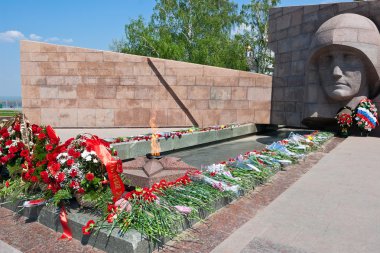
left=0, top=0, right=351, bottom=97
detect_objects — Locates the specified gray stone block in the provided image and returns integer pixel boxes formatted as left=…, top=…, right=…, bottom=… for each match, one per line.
left=277, top=14, right=292, bottom=31
left=126, top=141, right=146, bottom=159
left=196, top=130, right=216, bottom=145
left=291, top=61, right=305, bottom=76
left=277, top=38, right=292, bottom=54
left=288, top=25, right=301, bottom=37
left=291, top=9, right=304, bottom=26
left=216, top=128, right=233, bottom=141
left=291, top=34, right=311, bottom=50
left=301, top=22, right=316, bottom=33
left=303, top=5, right=319, bottom=15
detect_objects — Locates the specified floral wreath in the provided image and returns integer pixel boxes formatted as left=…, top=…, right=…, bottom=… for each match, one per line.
left=335, top=98, right=379, bottom=136
left=354, top=98, right=379, bottom=132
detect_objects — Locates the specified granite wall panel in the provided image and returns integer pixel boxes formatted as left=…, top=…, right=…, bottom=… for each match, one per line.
left=21, top=41, right=272, bottom=127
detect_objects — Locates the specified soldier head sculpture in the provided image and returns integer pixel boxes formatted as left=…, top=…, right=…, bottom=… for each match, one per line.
left=305, top=13, right=380, bottom=123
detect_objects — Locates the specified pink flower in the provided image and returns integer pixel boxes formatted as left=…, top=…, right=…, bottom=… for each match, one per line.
left=115, top=198, right=132, bottom=212
left=174, top=205, right=192, bottom=214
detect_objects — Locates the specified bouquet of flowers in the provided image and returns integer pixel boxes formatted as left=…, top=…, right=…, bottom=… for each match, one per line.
left=39, top=133, right=120, bottom=206
left=335, top=108, right=353, bottom=137
left=354, top=98, right=378, bottom=135
left=0, top=114, right=33, bottom=180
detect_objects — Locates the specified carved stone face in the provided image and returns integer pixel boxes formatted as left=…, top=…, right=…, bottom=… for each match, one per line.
left=317, top=48, right=366, bottom=101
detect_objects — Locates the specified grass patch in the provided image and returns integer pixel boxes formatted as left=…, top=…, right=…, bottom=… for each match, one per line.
left=0, top=110, right=19, bottom=117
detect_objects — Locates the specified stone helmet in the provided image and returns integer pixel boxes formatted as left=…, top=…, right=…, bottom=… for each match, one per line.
left=309, top=13, right=380, bottom=99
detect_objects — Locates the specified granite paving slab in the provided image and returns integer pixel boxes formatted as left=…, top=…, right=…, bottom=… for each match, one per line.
left=211, top=136, right=380, bottom=253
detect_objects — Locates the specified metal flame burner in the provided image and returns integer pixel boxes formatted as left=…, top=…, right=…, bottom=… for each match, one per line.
left=146, top=153, right=163, bottom=160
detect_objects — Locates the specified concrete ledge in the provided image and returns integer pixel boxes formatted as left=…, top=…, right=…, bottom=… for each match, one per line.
left=112, top=123, right=258, bottom=160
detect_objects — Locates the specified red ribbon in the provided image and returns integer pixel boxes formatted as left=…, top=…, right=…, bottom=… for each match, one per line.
left=106, top=160, right=125, bottom=201
left=86, top=137, right=125, bottom=201
left=58, top=206, right=72, bottom=240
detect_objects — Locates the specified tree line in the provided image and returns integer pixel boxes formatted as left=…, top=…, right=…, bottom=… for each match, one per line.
left=111, top=0, right=280, bottom=74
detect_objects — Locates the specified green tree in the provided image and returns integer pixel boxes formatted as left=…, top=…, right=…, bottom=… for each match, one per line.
left=112, top=0, right=249, bottom=70
left=240, top=0, right=280, bottom=74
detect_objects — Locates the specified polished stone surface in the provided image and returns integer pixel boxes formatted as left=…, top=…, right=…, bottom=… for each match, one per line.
left=123, top=156, right=196, bottom=188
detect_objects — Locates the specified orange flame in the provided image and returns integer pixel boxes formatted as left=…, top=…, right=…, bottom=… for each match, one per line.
left=149, top=111, right=161, bottom=156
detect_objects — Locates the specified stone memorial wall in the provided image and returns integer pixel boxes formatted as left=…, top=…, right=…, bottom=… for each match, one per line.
left=21, top=41, right=271, bottom=128
left=268, top=1, right=380, bottom=127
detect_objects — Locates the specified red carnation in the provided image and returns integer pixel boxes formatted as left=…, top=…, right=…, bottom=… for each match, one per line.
left=38, top=133, right=46, bottom=140
left=70, top=169, right=77, bottom=178
left=73, top=151, right=81, bottom=158
left=69, top=181, right=78, bottom=189
left=17, top=142, right=25, bottom=149
left=0, top=156, right=8, bottom=164
left=68, top=148, right=75, bottom=156
left=48, top=162, right=61, bottom=175
left=47, top=183, right=60, bottom=193
left=2, top=132, right=10, bottom=139
left=20, top=149, right=29, bottom=158
left=77, top=188, right=85, bottom=194
left=9, top=146, right=18, bottom=154
left=5, top=140, right=12, bottom=146
left=57, top=172, right=65, bottom=183
left=68, top=149, right=81, bottom=158
left=23, top=172, right=31, bottom=180
left=66, top=159, right=74, bottom=166
left=30, top=176, right=38, bottom=183
left=40, top=171, right=50, bottom=183
left=106, top=214, right=114, bottom=223
left=82, top=220, right=95, bottom=235
left=45, top=144, right=53, bottom=151
left=85, top=173, right=95, bottom=181
left=31, top=124, right=41, bottom=134
left=107, top=204, right=116, bottom=213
